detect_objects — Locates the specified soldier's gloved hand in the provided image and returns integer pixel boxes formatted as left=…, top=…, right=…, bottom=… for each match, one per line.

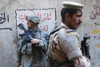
left=30, top=38, right=40, bottom=44
left=17, top=61, right=21, bottom=67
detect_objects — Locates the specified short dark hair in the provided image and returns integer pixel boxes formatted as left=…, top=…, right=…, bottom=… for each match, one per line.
left=61, top=8, right=81, bottom=23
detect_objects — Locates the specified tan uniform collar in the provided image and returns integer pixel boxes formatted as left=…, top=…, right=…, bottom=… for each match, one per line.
left=60, top=23, right=80, bottom=38
left=60, top=23, right=69, bottom=29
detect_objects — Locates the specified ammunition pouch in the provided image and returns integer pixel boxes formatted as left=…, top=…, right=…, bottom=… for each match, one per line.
left=20, top=43, right=33, bottom=55
left=26, top=43, right=32, bottom=55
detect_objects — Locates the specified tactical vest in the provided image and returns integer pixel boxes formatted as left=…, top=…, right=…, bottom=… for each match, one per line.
left=47, top=26, right=74, bottom=67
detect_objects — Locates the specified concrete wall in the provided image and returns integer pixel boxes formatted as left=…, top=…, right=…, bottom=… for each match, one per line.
left=0, top=0, right=100, bottom=67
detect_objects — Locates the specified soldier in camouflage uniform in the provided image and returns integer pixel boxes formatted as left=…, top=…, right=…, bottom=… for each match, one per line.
left=17, top=15, right=47, bottom=67
left=47, top=1, right=90, bottom=67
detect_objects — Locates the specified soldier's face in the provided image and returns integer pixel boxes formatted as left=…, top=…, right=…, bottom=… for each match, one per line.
left=27, top=21, right=31, bottom=28
left=66, top=11, right=82, bottom=29
left=27, top=21, right=38, bottom=28
left=31, top=22, right=38, bottom=28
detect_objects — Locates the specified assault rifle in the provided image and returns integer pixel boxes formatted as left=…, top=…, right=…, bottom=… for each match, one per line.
left=18, top=23, right=35, bottom=45
left=81, top=36, right=90, bottom=59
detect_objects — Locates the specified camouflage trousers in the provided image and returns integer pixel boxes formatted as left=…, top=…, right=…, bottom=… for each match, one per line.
left=20, top=54, right=46, bottom=67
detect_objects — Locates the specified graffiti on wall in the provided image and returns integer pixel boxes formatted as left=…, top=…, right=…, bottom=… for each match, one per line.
left=0, top=12, right=9, bottom=24
left=89, top=5, right=100, bottom=48
left=89, top=5, right=100, bottom=35
left=0, top=12, right=12, bottom=31
left=90, top=5, right=100, bottom=20
left=15, top=8, right=56, bottom=34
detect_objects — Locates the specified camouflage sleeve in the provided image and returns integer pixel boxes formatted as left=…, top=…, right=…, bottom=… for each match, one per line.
left=58, top=28, right=82, bottom=60
left=38, top=31, right=48, bottom=50
left=17, top=48, right=22, bottom=62
left=17, top=38, right=23, bottom=62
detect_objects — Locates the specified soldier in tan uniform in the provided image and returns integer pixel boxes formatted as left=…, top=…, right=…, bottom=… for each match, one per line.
left=47, top=1, right=90, bottom=67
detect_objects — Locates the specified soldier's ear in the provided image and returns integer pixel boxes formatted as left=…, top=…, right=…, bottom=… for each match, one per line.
left=65, top=13, right=70, bottom=21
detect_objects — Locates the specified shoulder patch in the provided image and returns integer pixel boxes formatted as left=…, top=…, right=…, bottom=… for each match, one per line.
left=64, top=29, right=78, bottom=38
left=66, top=29, right=75, bottom=33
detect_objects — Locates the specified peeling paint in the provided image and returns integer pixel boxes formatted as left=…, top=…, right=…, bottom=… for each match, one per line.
left=91, top=30, right=100, bottom=34
left=96, top=44, right=100, bottom=48
left=90, top=24, right=93, bottom=27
